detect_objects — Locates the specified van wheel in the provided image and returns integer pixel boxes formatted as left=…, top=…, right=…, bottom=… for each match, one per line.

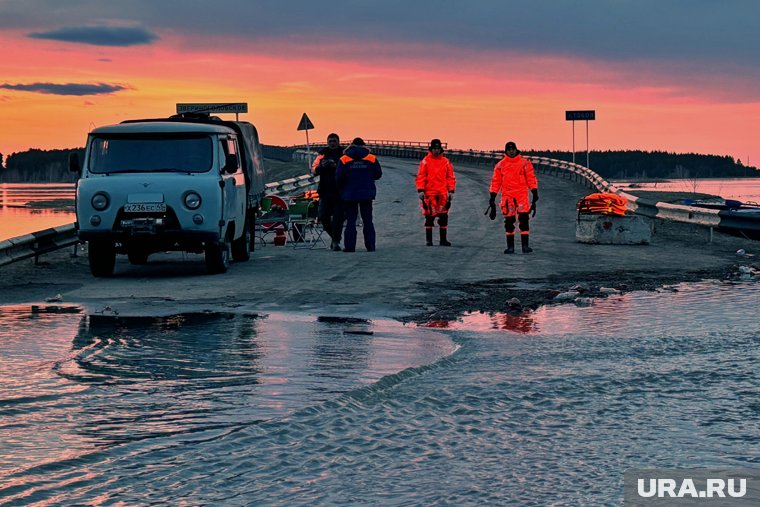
left=88, top=240, right=116, bottom=277
left=232, top=218, right=251, bottom=262
left=205, top=238, right=230, bottom=274
left=127, top=249, right=149, bottom=265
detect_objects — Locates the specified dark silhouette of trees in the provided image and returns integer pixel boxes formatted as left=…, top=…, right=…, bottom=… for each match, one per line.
left=527, top=149, right=757, bottom=179
left=0, top=146, right=756, bottom=183
left=1, top=148, right=84, bottom=183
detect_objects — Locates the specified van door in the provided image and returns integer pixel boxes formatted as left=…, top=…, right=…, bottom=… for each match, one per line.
left=220, top=136, right=246, bottom=240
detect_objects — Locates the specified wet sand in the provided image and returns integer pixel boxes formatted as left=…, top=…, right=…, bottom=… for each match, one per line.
left=0, top=157, right=757, bottom=321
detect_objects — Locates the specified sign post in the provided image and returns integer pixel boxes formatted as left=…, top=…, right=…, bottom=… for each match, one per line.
left=296, top=113, right=315, bottom=171
left=565, top=110, right=595, bottom=168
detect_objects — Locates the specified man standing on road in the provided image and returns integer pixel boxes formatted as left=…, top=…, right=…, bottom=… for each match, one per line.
left=336, top=138, right=382, bottom=252
left=416, top=138, right=456, bottom=246
left=312, top=133, right=344, bottom=251
left=488, top=141, right=539, bottom=254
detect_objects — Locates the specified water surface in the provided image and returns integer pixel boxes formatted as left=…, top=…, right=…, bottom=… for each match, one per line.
left=0, top=280, right=757, bottom=505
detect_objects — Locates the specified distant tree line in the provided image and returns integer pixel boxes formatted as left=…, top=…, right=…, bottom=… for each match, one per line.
left=1, top=148, right=84, bottom=183
left=526, top=149, right=757, bottom=180
left=0, top=146, right=756, bottom=183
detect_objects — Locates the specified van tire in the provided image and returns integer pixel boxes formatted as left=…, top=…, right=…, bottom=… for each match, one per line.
left=232, top=217, right=252, bottom=262
left=205, top=238, right=230, bottom=274
left=88, top=240, right=116, bottom=277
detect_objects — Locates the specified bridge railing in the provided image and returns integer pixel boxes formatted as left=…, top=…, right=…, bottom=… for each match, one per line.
left=297, top=144, right=746, bottom=234
left=0, top=224, right=80, bottom=267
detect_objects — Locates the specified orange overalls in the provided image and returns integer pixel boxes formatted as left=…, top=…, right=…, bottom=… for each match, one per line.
left=416, top=153, right=456, bottom=216
left=490, top=154, right=538, bottom=246
left=489, top=154, right=537, bottom=216
left=416, top=153, right=456, bottom=245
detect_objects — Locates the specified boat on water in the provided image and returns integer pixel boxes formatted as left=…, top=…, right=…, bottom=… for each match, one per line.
left=682, top=199, right=760, bottom=240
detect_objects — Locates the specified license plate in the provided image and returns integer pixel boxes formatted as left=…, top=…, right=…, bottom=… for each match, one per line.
left=124, top=203, right=166, bottom=213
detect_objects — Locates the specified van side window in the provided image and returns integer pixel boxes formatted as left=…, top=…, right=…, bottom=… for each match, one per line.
left=219, top=137, right=241, bottom=173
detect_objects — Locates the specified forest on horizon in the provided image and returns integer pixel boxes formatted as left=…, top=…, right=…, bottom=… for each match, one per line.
left=0, top=146, right=757, bottom=183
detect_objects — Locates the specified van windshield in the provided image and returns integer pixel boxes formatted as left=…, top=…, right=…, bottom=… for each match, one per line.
left=88, top=134, right=213, bottom=174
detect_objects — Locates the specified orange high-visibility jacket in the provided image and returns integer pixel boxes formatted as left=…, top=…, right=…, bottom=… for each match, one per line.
left=489, top=154, right=538, bottom=214
left=416, top=154, right=456, bottom=196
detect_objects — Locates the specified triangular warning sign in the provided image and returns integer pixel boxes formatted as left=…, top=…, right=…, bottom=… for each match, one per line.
left=297, top=113, right=315, bottom=131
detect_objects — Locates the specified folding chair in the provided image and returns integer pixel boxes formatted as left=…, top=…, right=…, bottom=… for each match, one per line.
left=256, top=195, right=289, bottom=246
left=288, top=198, right=327, bottom=249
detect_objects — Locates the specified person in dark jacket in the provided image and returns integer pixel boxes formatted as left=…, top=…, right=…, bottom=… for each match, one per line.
left=336, top=137, right=382, bottom=252
left=312, top=133, right=344, bottom=251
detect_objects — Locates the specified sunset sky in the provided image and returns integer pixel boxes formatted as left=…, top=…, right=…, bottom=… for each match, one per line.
left=1, top=0, right=758, bottom=167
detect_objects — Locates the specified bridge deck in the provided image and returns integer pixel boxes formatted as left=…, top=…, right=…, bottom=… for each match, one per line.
left=0, top=157, right=754, bottom=321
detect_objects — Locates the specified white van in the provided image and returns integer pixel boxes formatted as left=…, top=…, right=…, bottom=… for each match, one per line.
left=71, top=111, right=267, bottom=276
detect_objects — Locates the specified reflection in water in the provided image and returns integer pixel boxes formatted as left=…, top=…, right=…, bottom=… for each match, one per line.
left=0, top=308, right=455, bottom=498
left=424, top=313, right=538, bottom=333
left=488, top=312, right=538, bottom=333
left=1, top=280, right=757, bottom=505
left=0, top=184, right=75, bottom=240
left=448, top=280, right=758, bottom=338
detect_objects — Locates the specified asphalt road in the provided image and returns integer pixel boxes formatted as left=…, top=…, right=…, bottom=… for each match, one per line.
left=0, top=157, right=756, bottom=320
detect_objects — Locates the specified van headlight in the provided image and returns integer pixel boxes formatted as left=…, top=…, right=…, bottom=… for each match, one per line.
left=91, top=192, right=109, bottom=211
left=183, top=191, right=202, bottom=210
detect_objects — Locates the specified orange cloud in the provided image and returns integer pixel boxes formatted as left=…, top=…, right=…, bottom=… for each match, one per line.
left=0, top=30, right=758, bottom=168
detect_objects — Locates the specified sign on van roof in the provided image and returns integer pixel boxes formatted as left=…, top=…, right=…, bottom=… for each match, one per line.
left=176, top=103, right=248, bottom=114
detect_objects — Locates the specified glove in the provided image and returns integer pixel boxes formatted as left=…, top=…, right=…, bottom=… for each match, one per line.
left=448, top=191, right=454, bottom=202
left=530, top=189, right=539, bottom=217
left=418, top=191, right=425, bottom=200
left=487, top=192, right=497, bottom=220
left=322, top=159, right=337, bottom=169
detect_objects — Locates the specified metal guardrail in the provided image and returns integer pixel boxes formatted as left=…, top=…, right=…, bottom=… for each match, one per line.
left=292, top=139, right=448, bottom=150
left=298, top=144, right=757, bottom=236
left=265, top=172, right=318, bottom=196
left=0, top=224, right=79, bottom=267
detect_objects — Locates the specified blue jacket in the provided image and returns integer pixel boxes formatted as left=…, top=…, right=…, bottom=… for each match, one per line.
left=336, top=145, right=382, bottom=201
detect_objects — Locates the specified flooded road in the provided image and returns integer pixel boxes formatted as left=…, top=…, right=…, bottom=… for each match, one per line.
left=1, top=280, right=757, bottom=505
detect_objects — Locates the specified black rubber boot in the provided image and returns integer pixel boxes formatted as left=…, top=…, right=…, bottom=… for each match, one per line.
left=439, top=228, right=451, bottom=246
left=504, top=234, right=515, bottom=254
left=425, top=228, right=433, bottom=246
left=521, top=234, right=533, bottom=253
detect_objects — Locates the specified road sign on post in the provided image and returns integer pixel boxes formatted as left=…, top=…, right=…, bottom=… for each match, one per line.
left=565, top=110, right=595, bottom=121
left=565, top=110, right=595, bottom=168
left=297, top=113, right=315, bottom=171
left=297, top=113, right=315, bottom=131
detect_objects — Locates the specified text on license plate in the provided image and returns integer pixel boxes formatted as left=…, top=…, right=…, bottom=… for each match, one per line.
left=124, top=203, right=166, bottom=213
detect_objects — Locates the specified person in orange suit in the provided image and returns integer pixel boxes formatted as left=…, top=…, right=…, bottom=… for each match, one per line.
left=489, top=141, right=539, bottom=254
left=416, top=139, right=456, bottom=246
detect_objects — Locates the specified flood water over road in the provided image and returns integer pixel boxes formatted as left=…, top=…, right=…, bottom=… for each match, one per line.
left=0, top=280, right=758, bottom=505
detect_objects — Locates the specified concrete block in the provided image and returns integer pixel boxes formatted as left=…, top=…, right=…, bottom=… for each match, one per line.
left=575, top=214, right=651, bottom=244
